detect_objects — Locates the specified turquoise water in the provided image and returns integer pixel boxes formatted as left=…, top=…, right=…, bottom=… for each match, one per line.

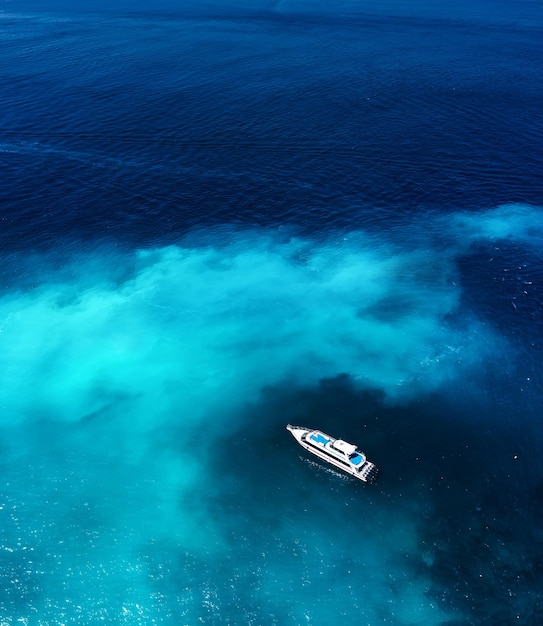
left=1, top=1, right=543, bottom=624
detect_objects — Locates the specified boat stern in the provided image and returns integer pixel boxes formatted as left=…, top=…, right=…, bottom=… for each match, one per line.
left=359, top=461, right=379, bottom=483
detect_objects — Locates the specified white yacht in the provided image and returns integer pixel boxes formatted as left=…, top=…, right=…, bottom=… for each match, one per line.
left=286, top=424, right=378, bottom=483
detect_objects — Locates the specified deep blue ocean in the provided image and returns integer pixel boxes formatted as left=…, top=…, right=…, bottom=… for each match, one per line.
left=1, top=0, right=543, bottom=624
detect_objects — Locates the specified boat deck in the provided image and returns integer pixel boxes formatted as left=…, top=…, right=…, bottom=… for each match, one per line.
left=308, top=431, right=366, bottom=467
left=310, top=432, right=331, bottom=446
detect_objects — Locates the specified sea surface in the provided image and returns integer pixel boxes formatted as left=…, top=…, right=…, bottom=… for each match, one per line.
left=1, top=1, right=543, bottom=624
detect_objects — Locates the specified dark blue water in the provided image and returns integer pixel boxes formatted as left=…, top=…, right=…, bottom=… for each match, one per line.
left=1, top=1, right=543, bottom=624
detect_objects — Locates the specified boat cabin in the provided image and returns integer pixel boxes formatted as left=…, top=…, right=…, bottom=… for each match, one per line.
left=308, top=431, right=366, bottom=467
